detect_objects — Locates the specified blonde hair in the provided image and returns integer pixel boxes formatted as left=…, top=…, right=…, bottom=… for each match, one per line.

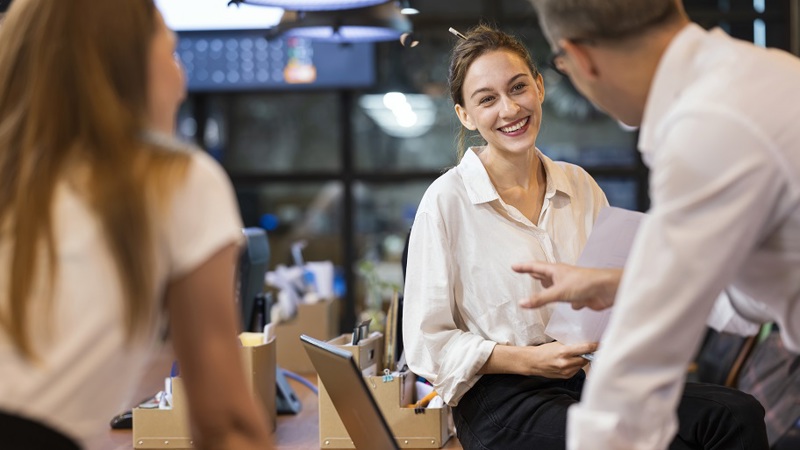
left=0, top=0, right=189, bottom=358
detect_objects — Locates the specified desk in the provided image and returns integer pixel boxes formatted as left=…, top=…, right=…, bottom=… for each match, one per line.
left=103, top=376, right=462, bottom=450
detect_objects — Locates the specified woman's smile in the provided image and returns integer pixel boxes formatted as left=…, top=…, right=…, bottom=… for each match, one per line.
left=498, top=116, right=530, bottom=135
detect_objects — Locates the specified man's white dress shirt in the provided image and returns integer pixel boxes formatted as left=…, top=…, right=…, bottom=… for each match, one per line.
left=403, top=147, right=608, bottom=405
left=569, top=24, right=800, bottom=450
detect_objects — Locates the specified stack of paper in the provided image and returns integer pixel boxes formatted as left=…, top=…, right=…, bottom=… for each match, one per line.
left=544, top=207, right=646, bottom=346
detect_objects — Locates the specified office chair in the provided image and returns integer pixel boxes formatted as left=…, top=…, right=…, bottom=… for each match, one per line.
left=694, top=329, right=757, bottom=387
left=696, top=326, right=800, bottom=450
left=395, top=227, right=413, bottom=366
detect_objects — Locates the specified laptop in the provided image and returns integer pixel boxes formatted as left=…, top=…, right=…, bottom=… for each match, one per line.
left=300, top=334, right=400, bottom=450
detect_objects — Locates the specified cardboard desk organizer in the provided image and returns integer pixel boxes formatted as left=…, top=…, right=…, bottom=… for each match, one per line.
left=275, top=298, right=340, bottom=373
left=319, top=333, right=454, bottom=449
left=132, top=333, right=276, bottom=449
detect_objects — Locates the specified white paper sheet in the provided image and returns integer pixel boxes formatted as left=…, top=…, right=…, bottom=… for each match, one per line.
left=544, top=206, right=646, bottom=346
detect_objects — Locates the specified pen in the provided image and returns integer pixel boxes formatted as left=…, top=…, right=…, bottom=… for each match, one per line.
left=405, top=390, right=439, bottom=409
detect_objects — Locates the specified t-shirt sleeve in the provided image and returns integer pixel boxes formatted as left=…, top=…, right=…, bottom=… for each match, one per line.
left=164, top=151, right=244, bottom=278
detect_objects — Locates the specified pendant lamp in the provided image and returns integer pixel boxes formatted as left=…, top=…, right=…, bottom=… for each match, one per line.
left=229, top=0, right=388, bottom=11
left=232, top=0, right=412, bottom=43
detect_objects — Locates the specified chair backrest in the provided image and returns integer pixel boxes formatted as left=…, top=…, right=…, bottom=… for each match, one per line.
left=395, top=227, right=412, bottom=365
left=737, top=325, right=800, bottom=446
left=238, top=227, right=270, bottom=332
left=694, top=328, right=757, bottom=388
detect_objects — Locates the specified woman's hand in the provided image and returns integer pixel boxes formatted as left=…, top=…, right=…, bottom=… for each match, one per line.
left=480, top=341, right=598, bottom=379
left=522, top=341, right=598, bottom=378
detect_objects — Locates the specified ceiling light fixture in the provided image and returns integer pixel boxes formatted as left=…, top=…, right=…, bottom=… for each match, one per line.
left=399, top=32, right=419, bottom=47
left=264, top=1, right=411, bottom=43
left=359, top=40, right=434, bottom=138
left=398, top=0, right=419, bottom=15
left=159, top=0, right=284, bottom=31
left=228, top=0, right=387, bottom=11
left=359, top=92, right=436, bottom=138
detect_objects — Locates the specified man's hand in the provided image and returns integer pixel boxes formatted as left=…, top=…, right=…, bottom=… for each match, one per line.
left=512, top=262, right=622, bottom=310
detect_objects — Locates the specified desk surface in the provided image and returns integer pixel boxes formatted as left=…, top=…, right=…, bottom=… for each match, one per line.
left=103, top=375, right=463, bottom=450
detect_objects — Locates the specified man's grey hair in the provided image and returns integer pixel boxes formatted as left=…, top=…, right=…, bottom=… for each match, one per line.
left=530, top=0, right=682, bottom=42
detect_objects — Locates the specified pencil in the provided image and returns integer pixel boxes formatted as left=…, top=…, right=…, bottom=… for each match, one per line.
left=405, top=390, right=439, bottom=409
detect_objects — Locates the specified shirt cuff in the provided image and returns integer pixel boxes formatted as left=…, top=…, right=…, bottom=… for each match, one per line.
left=707, top=291, right=761, bottom=336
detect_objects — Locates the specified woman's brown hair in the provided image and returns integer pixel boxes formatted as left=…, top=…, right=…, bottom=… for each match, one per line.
left=448, top=24, right=541, bottom=160
left=0, top=0, right=189, bottom=358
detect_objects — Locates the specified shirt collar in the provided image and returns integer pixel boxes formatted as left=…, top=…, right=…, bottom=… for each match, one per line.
left=638, top=23, right=707, bottom=164
left=457, top=147, right=575, bottom=205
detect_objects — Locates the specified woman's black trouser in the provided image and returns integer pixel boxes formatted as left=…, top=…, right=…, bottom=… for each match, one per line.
left=452, top=372, right=768, bottom=450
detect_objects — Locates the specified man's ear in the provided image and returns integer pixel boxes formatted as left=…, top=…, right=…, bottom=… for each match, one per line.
left=561, top=39, right=600, bottom=80
left=454, top=103, right=476, bottom=130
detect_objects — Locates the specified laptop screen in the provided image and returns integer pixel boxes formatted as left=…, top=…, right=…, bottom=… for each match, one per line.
left=301, top=334, right=400, bottom=450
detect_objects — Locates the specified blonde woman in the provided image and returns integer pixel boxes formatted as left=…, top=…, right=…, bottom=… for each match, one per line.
left=0, top=1, right=271, bottom=449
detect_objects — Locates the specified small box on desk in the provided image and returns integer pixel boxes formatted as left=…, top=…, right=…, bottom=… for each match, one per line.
left=275, top=298, right=340, bottom=373
left=132, top=334, right=276, bottom=449
left=318, top=333, right=453, bottom=449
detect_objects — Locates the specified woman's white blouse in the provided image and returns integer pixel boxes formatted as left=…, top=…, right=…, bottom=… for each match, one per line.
left=402, top=147, right=608, bottom=405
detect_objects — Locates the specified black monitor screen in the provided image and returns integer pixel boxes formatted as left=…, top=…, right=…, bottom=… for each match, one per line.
left=154, top=0, right=375, bottom=92
left=176, top=31, right=375, bottom=92
left=238, top=227, right=270, bottom=332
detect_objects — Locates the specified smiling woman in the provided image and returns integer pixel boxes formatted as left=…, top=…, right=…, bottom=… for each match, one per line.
left=401, top=24, right=609, bottom=450
left=456, top=51, right=543, bottom=150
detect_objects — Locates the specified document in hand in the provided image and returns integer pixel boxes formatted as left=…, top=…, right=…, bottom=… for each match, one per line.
left=544, top=206, right=646, bottom=347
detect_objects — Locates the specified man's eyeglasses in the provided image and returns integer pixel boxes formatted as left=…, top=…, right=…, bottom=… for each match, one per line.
left=547, top=38, right=594, bottom=78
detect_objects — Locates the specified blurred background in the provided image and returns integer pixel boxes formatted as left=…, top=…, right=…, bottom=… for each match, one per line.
left=161, top=0, right=799, bottom=331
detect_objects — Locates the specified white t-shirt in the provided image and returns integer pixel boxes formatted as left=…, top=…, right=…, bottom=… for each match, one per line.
left=403, top=147, right=608, bottom=405
left=569, top=23, right=800, bottom=450
left=0, top=146, right=243, bottom=448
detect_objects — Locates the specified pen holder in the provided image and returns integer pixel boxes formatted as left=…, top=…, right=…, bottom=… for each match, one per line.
left=275, top=298, right=340, bottom=373
left=318, top=333, right=453, bottom=449
left=132, top=333, right=277, bottom=449
left=325, top=332, right=383, bottom=375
